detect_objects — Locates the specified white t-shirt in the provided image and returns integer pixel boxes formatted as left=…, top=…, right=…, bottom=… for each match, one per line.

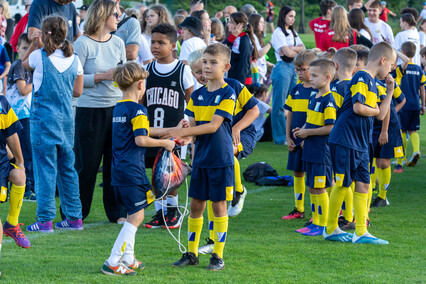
left=137, top=34, right=154, bottom=65
left=179, top=36, right=207, bottom=62
left=271, top=27, right=303, bottom=62
left=393, top=28, right=421, bottom=66
left=420, top=9, right=426, bottom=20
left=142, top=33, right=151, bottom=46
left=419, top=31, right=426, bottom=47
left=359, top=29, right=371, bottom=41
left=149, top=59, right=194, bottom=90
left=29, top=49, right=83, bottom=92
left=364, top=18, right=394, bottom=44
left=254, top=35, right=267, bottom=81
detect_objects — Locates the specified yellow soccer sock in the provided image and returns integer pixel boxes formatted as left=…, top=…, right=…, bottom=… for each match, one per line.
left=397, top=132, right=407, bottom=165
left=212, top=216, right=228, bottom=259
left=294, top=176, right=305, bottom=212
left=234, top=156, right=243, bottom=193
left=317, top=192, right=329, bottom=227
left=7, top=184, right=25, bottom=226
left=207, top=201, right=215, bottom=241
left=354, top=191, right=368, bottom=236
left=326, top=185, right=347, bottom=234
left=310, top=193, right=319, bottom=225
left=188, top=217, right=203, bottom=256
left=325, top=187, right=332, bottom=197
left=378, top=167, right=391, bottom=200
left=410, top=132, right=420, bottom=153
left=342, top=186, right=354, bottom=222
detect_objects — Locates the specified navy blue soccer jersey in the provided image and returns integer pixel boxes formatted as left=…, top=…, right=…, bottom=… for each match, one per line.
left=111, top=100, right=150, bottom=186
left=392, top=63, right=426, bottom=111
left=329, top=70, right=379, bottom=152
left=373, top=80, right=405, bottom=134
left=331, top=79, right=351, bottom=112
left=284, top=83, right=317, bottom=146
left=185, top=84, right=236, bottom=168
left=0, top=96, right=21, bottom=175
left=302, top=91, right=337, bottom=165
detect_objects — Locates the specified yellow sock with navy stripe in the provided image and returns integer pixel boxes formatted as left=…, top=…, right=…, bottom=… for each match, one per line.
left=378, top=167, right=391, bottom=200
left=317, top=192, right=329, bottom=227
left=212, top=216, right=228, bottom=259
left=188, top=217, right=203, bottom=256
left=354, top=191, right=368, bottom=236
left=342, top=185, right=354, bottom=222
left=310, top=193, right=319, bottom=225
left=397, top=132, right=407, bottom=165
left=7, top=184, right=25, bottom=226
left=410, top=132, right=420, bottom=153
left=294, top=176, right=305, bottom=212
left=234, top=156, right=243, bottom=193
left=326, top=185, right=347, bottom=234
left=207, top=201, right=215, bottom=241
left=326, top=187, right=332, bottom=197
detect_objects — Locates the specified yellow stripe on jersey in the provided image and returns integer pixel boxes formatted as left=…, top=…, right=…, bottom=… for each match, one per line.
left=377, top=84, right=387, bottom=98
left=350, top=81, right=377, bottom=108
left=421, top=73, right=426, bottom=85
left=131, top=114, right=149, bottom=136
left=306, top=109, right=325, bottom=126
left=192, top=105, right=216, bottom=122
left=331, top=91, right=344, bottom=109
left=235, top=87, right=253, bottom=115
left=291, top=98, right=309, bottom=112
left=324, top=106, right=336, bottom=122
left=393, top=84, right=402, bottom=99
left=394, top=67, right=403, bottom=86
left=0, top=108, right=19, bottom=130
left=217, top=98, right=235, bottom=116
left=285, top=95, right=293, bottom=108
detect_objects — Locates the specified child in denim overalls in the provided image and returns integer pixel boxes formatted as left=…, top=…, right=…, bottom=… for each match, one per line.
left=23, top=16, right=84, bottom=232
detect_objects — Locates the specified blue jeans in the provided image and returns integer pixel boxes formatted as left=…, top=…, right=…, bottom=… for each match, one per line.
left=271, top=61, right=297, bottom=144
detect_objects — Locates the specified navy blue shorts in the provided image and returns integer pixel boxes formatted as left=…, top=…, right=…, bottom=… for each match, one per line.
left=189, top=166, right=235, bottom=202
left=237, top=131, right=256, bottom=160
left=287, top=146, right=303, bottom=172
left=114, top=184, right=153, bottom=215
left=303, top=161, right=332, bottom=189
left=0, top=163, right=16, bottom=202
left=330, top=144, right=370, bottom=187
left=372, top=129, right=404, bottom=159
left=399, top=110, right=420, bottom=131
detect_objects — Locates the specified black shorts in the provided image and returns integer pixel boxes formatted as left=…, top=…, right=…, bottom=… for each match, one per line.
left=114, top=184, right=154, bottom=215
left=399, top=110, right=420, bottom=131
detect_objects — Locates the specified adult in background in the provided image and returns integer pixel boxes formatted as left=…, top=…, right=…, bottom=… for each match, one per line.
left=73, top=0, right=127, bottom=223
left=364, top=0, right=393, bottom=44
left=77, top=4, right=88, bottom=32
left=319, top=6, right=372, bottom=51
left=309, top=0, right=336, bottom=48
left=1, top=1, right=13, bottom=42
left=270, top=6, right=304, bottom=145
left=379, top=1, right=395, bottom=22
left=189, top=0, right=204, bottom=15
left=348, top=8, right=373, bottom=41
left=241, top=4, right=257, bottom=18
left=393, top=13, right=420, bottom=65
left=113, top=0, right=140, bottom=61
left=10, top=0, right=32, bottom=54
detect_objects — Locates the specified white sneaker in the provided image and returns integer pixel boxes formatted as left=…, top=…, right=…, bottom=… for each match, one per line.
left=228, top=186, right=247, bottom=218
left=352, top=231, right=389, bottom=244
left=323, top=227, right=353, bottom=242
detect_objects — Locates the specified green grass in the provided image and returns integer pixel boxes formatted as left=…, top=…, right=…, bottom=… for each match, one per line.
left=0, top=116, right=425, bottom=282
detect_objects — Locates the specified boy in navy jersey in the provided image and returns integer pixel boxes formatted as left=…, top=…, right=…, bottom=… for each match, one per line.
left=392, top=42, right=426, bottom=172
left=282, top=50, right=318, bottom=222
left=162, top=43, right=236, bottom=271
left=143, top=23, right=194, bottom=230
left=324, top=42, right=396, bottom=245
left=330, top=48, right=358, bottom=231
left=370, top=79, right=405, bottom=208
left=102, top=63, right=176, bottom=276
left=293, top=58, right=337, bottom=236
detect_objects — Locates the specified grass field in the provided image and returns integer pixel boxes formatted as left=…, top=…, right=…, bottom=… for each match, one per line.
left=0, top=115, right=425, bottom=283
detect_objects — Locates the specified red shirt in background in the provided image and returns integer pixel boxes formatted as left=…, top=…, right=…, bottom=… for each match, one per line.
left=309, top=17, right=330, bottom=48
left=10, top=13, right=29, bottom=52
left=319, top=29, right=357, bottom=51
left=379, top=8, right=390, bottom=22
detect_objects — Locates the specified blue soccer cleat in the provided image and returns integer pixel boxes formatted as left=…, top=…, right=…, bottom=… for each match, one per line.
left=302, top=225, right=324, bottom=236
left=352, top=231, right=389, bottom=245
left=323, top=227, right=353, bottom=242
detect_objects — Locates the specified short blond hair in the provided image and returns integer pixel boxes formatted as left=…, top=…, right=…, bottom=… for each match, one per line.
left=294, top=49, right=318, bottom=67
left=309, top=58, right=336, bottom=78
left=204, top=43, right=231, bottom=64
left=368, top=42, right=394, bottom=63
left=334, top=48, right=357, bottom=71
left=113, top=62, right=149, bottom=91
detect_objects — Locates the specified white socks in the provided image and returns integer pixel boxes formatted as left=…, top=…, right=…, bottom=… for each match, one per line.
left=107, top=222, right=137, bottom=265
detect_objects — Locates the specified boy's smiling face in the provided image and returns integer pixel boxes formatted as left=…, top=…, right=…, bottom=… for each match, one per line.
left=190, top=60, right=208, bottom=85
left=202, top=53, right=229, bottom=81
left=151, top=32, right=175, bottom=61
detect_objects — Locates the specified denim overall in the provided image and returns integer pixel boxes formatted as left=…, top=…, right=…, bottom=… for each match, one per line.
left=30, top=49, right=82, bottom=223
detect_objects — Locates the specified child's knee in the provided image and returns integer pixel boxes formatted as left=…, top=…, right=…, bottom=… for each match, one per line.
left=9, top=168, right=26, bottom=186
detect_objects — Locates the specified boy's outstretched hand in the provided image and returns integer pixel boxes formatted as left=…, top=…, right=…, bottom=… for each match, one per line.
left=177, top=119, right=190, bottom=128
left=163, top=139, right=176, bottom=152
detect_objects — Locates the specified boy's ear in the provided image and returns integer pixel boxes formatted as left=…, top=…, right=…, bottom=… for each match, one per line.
left=334, top=62, right=339, bottom=71
left=171, top=41, right=176, bottom=50
left=379, top=56, right=386, bottom=66
left=138, top=80, right=145, bottom=90
left=352, top=65, right=357, bottom=75
left=224, top=62, right=231, bottom=72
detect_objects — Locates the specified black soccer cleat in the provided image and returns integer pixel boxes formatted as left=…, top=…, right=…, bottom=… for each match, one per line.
left=338, top=216, right=355, bottom=231
left=172, top=252, right=199, bottom=268
left=206, top=253, right=225, bottom=271
left=370, top=197, right=387, bottom=208
left=163, top=206, right=183, bottom=229
left=143, top=209, right=165, bottom=229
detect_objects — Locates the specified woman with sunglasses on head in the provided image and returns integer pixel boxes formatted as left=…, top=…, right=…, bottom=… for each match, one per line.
left=73, top=0, right=127, bottom=224
left=270, top=6, right=305, bottom=145
left=224, top=11, right=259, bottom=85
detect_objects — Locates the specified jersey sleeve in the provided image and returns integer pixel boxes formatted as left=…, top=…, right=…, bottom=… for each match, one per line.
left=393, top=83, right=405, bottom=104
left=215, top=89, right=236, bottom=121
left=131, top=107, right=149, bottom=137
left=238, top=86, right=258, bottom=112
left=0, top=97, right=21, bottom=137
left=350, top=76, right=377, bottom=108
left=184, top=97, right=195, bottom=118
left=284, top=92, right=293, bottom=111
left=324, top=96, right=337, bottom=125
left=420, top=72, right=426, bottom=86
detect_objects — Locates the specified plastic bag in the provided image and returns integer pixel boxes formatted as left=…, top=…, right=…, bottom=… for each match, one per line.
left=152, top=148, right=191, bottom=199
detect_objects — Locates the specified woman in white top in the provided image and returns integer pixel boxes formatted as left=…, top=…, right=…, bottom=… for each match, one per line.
left=394, top=13, right=421, bottom=65
left=270, top=6, right=305, bottom=145
left=249, top=13, right=273, bottom=83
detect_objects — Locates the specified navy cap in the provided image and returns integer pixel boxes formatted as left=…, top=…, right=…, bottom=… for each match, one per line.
left=78, top=5, right=88, bottom=10
left=179, top=17, right=203, bottom=38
